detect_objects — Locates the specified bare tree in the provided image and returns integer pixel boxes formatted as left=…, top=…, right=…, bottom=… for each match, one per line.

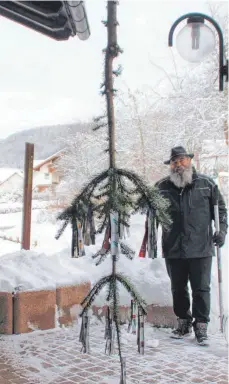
left=57, top=131, right=107, bottom=196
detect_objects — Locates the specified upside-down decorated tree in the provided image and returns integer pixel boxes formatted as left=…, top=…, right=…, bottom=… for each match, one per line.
left=56, top=2, right=170, bottom=382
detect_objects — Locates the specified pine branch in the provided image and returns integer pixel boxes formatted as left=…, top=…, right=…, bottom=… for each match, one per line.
left=80, top=275, right=110, bottom=307
left=80, top=275, right=113, bottom=315
left=93, top=114, right=107, bottom=123
left=55, top=219, right=69, bottom=239
left=106, top=279, right=113, bottom=301
left=96, top=216, right=109, bottom=233
left=76, top=169, right=110, bottom=202
left=113, top=64, right=123, bottom=77
left=116, top=274, right=147, bottom=315
left=116, top=168, right=171, bottom=228
left=93, top=123, right=108, bottom=131
left=96, top=252, right=111, bottom=266
left=120, top=242, right=135, bottom=259
left=56, top=167, right=171, bottom=241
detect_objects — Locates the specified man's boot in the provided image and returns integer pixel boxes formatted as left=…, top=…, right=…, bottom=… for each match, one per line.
left=171, top=318, right=192, bottom=339
left=194, top=322, right=208, bottom=346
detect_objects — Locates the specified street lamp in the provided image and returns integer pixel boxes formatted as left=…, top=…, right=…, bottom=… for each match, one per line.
left=168, top=13, right=228, bottom=91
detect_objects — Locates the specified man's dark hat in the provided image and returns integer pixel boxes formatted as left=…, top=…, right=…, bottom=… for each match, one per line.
left=164, top=146, right=194, bottom=165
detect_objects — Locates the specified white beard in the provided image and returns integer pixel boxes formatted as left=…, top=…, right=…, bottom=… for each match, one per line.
left=170, top=164, right=193, bottom=188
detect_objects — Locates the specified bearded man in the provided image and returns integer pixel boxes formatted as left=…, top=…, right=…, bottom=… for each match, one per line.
left=156, top=146, right=227, bottom=345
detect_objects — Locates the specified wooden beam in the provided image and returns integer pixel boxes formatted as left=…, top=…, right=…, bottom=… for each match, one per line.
left=21, top=143, right=34, bottom=250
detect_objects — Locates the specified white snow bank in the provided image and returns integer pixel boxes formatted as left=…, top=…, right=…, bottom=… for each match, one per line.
left=0, top=247, right=172, bottom=306
left=0, top=213, right=171, bottom=306
left=0, top=250, right=90, bottom=292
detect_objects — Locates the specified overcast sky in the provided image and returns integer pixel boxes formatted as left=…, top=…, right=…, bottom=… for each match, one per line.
left=0, top=0, right=227, bottom=138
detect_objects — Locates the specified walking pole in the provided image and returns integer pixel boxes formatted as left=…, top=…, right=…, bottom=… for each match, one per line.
left=213, top=185, right=224, bottom=332
left=137, top=307, right=145, bottom=355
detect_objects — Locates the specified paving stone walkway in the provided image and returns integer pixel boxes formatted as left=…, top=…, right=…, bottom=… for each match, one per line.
left=0, top=322, right=228, bottom=384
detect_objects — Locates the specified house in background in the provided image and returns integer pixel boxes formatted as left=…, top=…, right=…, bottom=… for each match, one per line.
left=33, top=150, right=64, bottom=193
left=0, top=149, right=65, bottom=196
left=0, top=168, right=23, bottom=193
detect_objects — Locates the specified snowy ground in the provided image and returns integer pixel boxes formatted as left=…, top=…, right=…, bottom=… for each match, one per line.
left=0, top=319, right=228, bottom=384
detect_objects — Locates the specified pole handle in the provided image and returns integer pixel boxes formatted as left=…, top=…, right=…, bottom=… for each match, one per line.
left=213, top=185, right=221, bottom=233
left=212, top=184, right=219, bottom=206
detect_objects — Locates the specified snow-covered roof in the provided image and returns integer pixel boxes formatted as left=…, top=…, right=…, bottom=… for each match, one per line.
left=0, top=168, right=23, bottom=184
left=33, top=160, right=45, bottom=168
left=33, top=149, right=65, bottom=171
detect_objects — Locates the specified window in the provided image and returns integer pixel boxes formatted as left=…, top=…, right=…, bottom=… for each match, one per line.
left=44, top=173, right=49, bottom=179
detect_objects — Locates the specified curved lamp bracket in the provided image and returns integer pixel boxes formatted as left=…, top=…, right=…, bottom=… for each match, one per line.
left=168, top=12, right=228, bottom=91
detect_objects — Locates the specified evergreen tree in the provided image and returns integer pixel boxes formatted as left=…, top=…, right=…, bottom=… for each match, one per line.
left=56, top=2, right=170, bottom=381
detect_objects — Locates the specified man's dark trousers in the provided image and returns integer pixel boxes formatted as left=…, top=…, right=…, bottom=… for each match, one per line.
left=165, top=257, right=212, bottom=323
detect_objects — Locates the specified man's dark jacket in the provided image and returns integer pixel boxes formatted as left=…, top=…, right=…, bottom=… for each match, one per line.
left=156, top=168, right=228, bottom=259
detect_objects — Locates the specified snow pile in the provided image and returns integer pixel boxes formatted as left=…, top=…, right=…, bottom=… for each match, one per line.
left=0, top=246, right=172, bottom=306
left=0, top=250, right=90, bottom=292
left=0, top=213, right=172, bottom=306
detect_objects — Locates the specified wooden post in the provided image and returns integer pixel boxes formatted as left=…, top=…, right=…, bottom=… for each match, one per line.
left=21, top=143, right=34, bottom=250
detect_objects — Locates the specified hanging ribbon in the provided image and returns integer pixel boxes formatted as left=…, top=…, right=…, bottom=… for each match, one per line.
left=105, top=307, right=115, bottom=355
left=71, top=214, right=78, bottom=258
left=128, top=300, right=137, bottom=334
left=77, top=220, right=86, bottom=257
left=119, top=214, right=130, bottom=240
left=138, top=209, right=157, bottom=258
left=138, top=217, right=148, bottom=258
left=79, top=312, right=90, bottom=353
left=110, top=211, right=119, bottom=258
left=101, top=220, right=111, bottom=254
left=83, top=204, right=96, bottom=246
left=120, top=357, right=126, bottom=384
left=71, top=214, right=85, bottom=258
left=137, top=306, right=144, bottom=355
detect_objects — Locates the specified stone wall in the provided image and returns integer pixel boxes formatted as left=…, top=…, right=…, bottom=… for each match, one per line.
left=0, top=282, right=91, bottom=335
left=0, top=283, right=176, bottom=335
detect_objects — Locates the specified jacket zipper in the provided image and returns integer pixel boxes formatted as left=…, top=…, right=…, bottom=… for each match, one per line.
left=180, top=188, right=184, bottom=256
left=180, top=188, right=184, bottom=197
left=180, top=188, right=184, bottom=221
left=188, top=190, right=191, bottom=209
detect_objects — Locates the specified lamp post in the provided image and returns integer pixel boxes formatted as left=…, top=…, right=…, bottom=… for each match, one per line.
left=168, top=12, right=228, bottom=91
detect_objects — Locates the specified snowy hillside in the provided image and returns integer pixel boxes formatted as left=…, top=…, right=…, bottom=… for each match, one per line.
left=0, top=121, right=91, bottom=168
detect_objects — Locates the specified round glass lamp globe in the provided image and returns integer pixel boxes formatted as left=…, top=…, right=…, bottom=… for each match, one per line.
left=176, top=22, right=215, bottom=63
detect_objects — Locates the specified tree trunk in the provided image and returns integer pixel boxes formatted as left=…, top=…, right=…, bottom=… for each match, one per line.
left=105, top=1, right=117, bottom=169
left=105, top=1, right=118, bottom=278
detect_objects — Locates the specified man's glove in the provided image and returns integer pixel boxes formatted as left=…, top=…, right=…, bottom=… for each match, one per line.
left=213, top=231, right=226, bottom=248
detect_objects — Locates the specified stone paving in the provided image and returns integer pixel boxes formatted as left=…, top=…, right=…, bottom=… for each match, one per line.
left=0, top=321, right=228, bottom=384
